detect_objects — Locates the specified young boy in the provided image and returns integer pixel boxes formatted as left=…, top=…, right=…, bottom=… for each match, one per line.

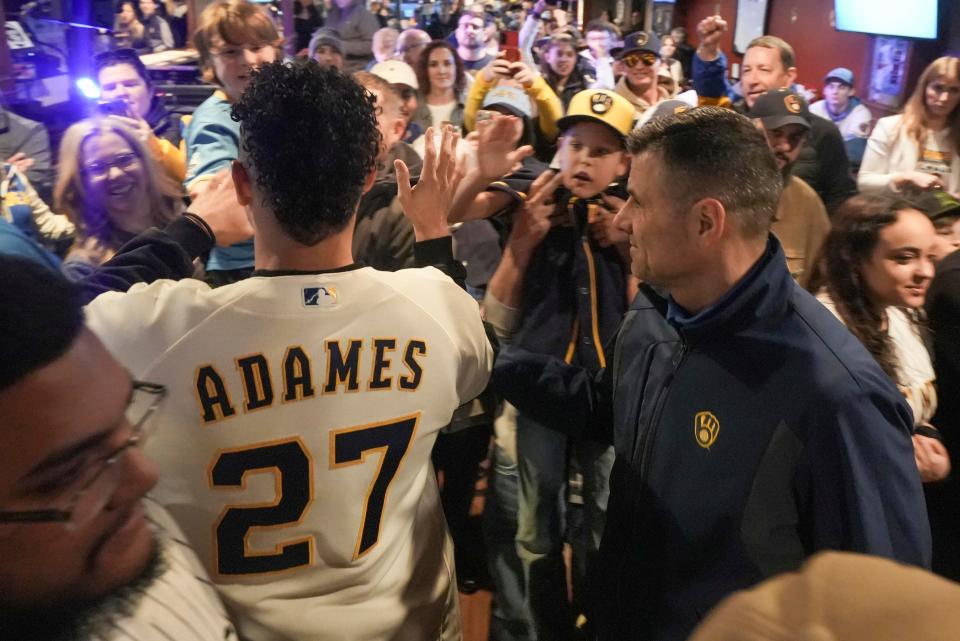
left=185, top=0, right=281, bottom=285
left=481, top=88, right=635, bottom=639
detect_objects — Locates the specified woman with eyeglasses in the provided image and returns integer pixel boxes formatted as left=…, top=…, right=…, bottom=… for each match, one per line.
left=186, top=0, right=281, bottom=285
left=54, top=118, right=183, bottom=279
left=95, top=48, right=184, bottom=182
left=613, top=32, right=673, bottom=116
left=539, top=34, right=593, bottom=109
left=860, top=57, right=960, bottom=197
left=410, top=41, right=467, bottom=154
left=806, top=195, right=949, bottom=484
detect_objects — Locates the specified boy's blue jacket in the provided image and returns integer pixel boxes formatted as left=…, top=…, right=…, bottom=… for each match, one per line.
left=494, top=235, right=931, bottom=640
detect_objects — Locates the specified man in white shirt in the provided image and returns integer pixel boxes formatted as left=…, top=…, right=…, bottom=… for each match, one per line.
left=809, top=67, right=873, bottom=169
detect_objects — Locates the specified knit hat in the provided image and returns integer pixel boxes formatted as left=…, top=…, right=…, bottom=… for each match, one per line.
left=308, top=28, right=343, bottom=56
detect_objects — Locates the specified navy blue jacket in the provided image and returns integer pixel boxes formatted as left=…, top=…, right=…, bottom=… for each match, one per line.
left=489, top=179, right=630, bottom=373
left=494, top=236, right=931, bottom=640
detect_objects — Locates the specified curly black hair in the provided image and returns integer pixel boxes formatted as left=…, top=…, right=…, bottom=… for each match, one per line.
left=232, top=60, right=381, bottom=246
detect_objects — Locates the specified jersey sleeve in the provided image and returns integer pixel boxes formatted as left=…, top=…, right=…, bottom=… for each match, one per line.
left=398, top=268, right=494, bottom=404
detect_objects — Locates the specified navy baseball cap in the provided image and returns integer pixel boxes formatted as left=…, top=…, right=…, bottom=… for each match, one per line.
left=749, top=88, right=811, bottom=130
left=615, top=30, right=660, bottom=59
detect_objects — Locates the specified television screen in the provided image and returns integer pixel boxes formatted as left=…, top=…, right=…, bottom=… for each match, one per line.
left=835, top=0, right=938, bottom=39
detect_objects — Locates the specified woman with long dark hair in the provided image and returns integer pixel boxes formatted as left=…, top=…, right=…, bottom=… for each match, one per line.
left=860, top=56, right=960, bottom=195
left=410, top=40, right=467, bottom=154
left=807, top=194, right=948, bottom=483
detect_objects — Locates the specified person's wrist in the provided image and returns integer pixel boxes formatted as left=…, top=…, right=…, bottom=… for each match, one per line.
left=413, top=219, right=450, bottom=241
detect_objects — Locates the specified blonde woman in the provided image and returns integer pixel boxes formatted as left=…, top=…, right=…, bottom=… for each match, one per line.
left=55, top=117, right=182, bottom=278
left=860, top=56, right=960, bottom=196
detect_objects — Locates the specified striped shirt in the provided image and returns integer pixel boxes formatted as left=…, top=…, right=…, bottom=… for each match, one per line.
left=87, top=500, right=238, bottom=641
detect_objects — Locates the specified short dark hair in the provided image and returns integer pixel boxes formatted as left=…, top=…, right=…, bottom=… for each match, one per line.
left=627, top=107, right=781, bottom=237
left=0, top=257, right=84, bottom=392
left=94, top=48, right=152, bottom=87
left=232, top=61, right=381, bottom=246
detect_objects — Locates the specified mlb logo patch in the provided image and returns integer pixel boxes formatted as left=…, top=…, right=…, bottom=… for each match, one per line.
left=302, top=286, right=338, bottom=308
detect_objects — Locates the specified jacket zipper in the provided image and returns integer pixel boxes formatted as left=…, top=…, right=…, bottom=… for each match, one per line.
left=636, top=337, right=689, bottom=480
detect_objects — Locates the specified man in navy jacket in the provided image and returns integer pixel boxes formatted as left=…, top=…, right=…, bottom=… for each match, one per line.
left=493, top=107, right=930, bottom=641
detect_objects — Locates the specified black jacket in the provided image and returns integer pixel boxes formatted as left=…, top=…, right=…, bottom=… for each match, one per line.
left=494, top=236, right=931, bottom=640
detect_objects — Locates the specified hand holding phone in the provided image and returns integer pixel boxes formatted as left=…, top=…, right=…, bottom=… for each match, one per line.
left=97, top=99, right=131, bottom=118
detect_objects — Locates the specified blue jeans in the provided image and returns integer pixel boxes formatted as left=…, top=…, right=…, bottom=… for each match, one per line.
left=484, top=444, right=535, bottom=641
left=515, top=412, right=614, bottom=641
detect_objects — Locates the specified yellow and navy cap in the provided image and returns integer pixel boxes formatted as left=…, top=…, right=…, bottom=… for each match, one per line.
left=556, top=89, right=635, bottom=139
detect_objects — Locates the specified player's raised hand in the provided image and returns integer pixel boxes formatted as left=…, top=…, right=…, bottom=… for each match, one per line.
left=396, top=125, right=462, bottom=241
left=475, top=114, right=534, bottom=180
left=507, top=170, right=564, bottom=256
left=189, top=168, right=254, bottom=247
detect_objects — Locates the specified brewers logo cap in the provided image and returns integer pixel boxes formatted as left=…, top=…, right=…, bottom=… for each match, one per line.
left=556, top=89, right=635, bottom=139
left=748, top=88, right=811, bottom=131
left=614, top=30, right=661, bottom=59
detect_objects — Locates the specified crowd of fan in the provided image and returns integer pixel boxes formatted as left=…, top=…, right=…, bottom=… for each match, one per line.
left=1, top=0, right=960, bottom=640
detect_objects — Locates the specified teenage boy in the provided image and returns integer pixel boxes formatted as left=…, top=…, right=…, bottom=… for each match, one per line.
left=483, top=88, right=636, bottom=640
left=809, top=67, right=873, bottom=169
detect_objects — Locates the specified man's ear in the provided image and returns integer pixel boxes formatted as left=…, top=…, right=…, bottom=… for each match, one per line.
left=393, top=116, right=406, bottom=141
left=690, top=197, right=726, bottom=245
left=784, top=66, right=798, bottom=86
left=363, top=164, right=377, bottom=195
left=232, top=160, right=252, bottom=207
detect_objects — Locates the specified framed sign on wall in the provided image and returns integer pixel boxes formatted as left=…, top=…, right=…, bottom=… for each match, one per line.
left=734, top=0, right=769, bottom=53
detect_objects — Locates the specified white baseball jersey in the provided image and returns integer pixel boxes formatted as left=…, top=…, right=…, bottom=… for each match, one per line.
left=86, top=266, right=493, bottom=641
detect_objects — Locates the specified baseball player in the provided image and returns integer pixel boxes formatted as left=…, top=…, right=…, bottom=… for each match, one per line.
left=84, top=62, right=492, bottom=641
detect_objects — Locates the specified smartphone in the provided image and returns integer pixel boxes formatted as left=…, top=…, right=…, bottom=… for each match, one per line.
left=502, top=46, right=521, bottom=64
left=97, top=99, right=130, bottom=117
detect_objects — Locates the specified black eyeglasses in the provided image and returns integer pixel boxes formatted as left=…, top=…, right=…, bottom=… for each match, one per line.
left=622, top=51, right=659, bottom=68
left=0, top=381, right=166, bottom=530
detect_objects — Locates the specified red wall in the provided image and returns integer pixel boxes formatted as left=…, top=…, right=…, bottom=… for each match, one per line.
left=676, top=0, right=873, bottom=102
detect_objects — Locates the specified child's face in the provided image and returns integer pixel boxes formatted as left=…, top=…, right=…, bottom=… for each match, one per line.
left=210, top=39, right=278, bottom=102
left=558, top=122, right=629, bottom=199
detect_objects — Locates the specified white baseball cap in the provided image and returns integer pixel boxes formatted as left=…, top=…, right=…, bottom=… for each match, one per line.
left=370, top=60, right=419, bottom=90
